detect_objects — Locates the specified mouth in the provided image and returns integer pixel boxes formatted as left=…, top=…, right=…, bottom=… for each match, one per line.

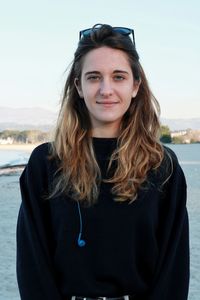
left=96, top=101, right=119, bottom=107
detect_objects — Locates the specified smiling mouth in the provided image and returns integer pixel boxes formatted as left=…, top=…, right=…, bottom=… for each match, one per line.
left=96, top=101, right=119, bottom=106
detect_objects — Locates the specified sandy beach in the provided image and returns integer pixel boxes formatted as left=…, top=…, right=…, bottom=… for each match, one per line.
left=0, top=143, right=39, bottom=152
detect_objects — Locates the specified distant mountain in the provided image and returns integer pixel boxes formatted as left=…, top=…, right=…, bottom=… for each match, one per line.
left=0, top=106, right=199, bottom=131
left=0, top=107, right=57, bottom=131
left=161, top=118, right=200, bottom=131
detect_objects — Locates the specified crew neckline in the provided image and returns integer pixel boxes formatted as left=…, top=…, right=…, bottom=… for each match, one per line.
left=92, top=137, right=118, bottom=159
left=92, top=137, right=118, bottom=141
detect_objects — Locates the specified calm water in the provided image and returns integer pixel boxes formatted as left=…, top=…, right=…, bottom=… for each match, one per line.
left=0, top=144, right=199, bottom=300
left=167, top=144, right=200, bottom=300
left=0, top=149, right=30, bottom=166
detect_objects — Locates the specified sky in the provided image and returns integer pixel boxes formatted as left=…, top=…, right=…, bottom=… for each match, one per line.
left=0, top=0, right=199, bottom=119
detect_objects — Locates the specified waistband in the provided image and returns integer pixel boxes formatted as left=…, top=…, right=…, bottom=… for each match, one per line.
left=71, top=295, right=135, bottom=300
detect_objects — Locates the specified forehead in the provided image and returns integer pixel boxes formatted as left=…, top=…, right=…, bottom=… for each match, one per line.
left=81, top=46, right=131, bottom=72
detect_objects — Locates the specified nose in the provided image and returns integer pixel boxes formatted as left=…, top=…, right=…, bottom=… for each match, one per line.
left=99, top=79, right=113, bottom=97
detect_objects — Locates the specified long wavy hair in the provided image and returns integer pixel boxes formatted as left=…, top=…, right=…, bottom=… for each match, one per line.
left=49, top=24, right=165, bottom=204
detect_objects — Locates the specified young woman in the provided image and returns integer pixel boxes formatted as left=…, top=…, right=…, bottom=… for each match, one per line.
left=16, top=24, right=189, bottom=300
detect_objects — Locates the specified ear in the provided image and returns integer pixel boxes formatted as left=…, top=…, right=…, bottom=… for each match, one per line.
left=74, top=78, right=83, bottom=98
left=132, top=79, right=141, bottom=98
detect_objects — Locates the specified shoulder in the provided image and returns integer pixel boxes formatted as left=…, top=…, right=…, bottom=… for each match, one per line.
left=21, top=142, right=54, bottom=180
left=150, top=145, right=185, bottom=189
left=28, top=142, right=51, bottom=164
left=19, top=143, right=55, bottom=205
left=162, top=145, right=178, bottom=165
left=160, top=145, right=180, bottom=176
left=161, top=145, right=186, bottom=189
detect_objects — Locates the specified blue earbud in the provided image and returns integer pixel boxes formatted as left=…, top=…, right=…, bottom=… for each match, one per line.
left=77, top=233, right=86, bottom=247
left=77, top=202, right=86, bottom=247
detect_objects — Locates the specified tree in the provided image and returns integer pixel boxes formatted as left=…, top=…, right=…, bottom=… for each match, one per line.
left=0, top=130, right=49, bottom=144
left=160, top=125, right=172, bottom=143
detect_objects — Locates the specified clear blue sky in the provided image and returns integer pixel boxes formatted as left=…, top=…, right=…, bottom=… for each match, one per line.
left=0, top=0, right=199, bottom=118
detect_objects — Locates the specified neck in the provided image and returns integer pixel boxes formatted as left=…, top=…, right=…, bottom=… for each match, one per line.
left=92, top=124, right=119, bottom=138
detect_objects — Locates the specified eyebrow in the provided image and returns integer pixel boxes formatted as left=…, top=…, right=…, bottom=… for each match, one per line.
left=84, top=71, right=100, bottom=76
left=84, top=70, right=129, bottom=76
left=113, top=70, right=129, bottom=74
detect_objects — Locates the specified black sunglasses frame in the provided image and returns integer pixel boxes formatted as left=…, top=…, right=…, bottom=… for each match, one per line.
left=79, top=26, right=135, bottom=47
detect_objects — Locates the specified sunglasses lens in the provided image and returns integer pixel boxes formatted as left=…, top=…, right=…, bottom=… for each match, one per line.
left=81, top=29, right=92, bottom=37
left=113, top=28, right=131, bottom=35
left=80, top=27, right=134, bottom=46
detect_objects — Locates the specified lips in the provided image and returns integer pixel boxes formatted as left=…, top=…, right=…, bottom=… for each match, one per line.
left=96, top=101, right=119, bottom=105
left=96, top=101, right=119, bottom=108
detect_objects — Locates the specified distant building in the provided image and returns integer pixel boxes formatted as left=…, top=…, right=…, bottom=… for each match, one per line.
left=171, top=130, right=187, bottom=138
left=171, top=129, right=200, bottom=143
left=0, top=137, right=14, bottom=144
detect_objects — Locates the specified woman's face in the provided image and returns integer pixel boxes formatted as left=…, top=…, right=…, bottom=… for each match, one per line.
left=75, top=46, right=140, bottom=137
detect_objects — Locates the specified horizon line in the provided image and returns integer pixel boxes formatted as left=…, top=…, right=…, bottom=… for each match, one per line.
left=0, top=105, right=200, bottom=120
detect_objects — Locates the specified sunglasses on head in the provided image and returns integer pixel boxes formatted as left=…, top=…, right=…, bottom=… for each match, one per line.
left=79, top=25, right=135, bottom=47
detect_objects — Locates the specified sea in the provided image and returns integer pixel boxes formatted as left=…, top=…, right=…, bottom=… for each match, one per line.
left=0, top=144, right=199, bottom=300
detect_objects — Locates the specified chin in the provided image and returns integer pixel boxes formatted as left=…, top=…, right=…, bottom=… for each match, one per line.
left=100, top=118, right=122, bottom=125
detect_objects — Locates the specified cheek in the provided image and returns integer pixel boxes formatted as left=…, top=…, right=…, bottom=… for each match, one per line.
left=123, top=89, right=134, bottom=105
left=83, top=92, right=93, bottom=106
left=123, top=99, right=132, bottom=113
left=82, top=86, right=97, bottom=104
left=82, top=92, right=96, bottom=111
left=120, top=83, right=134, bottom=98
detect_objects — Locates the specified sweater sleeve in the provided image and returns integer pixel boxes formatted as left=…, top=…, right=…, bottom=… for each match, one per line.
left=16, top=144, right=63, bottom=300
left=140, top=150, right=190, bottom=300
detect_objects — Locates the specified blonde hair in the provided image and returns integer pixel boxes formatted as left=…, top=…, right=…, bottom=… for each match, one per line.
left=49, top=24, right=164, bottom=204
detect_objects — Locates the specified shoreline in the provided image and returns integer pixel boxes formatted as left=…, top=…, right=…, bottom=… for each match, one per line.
left=0, top=143, right=40, bottom=152
left=0, top=165, right=26, bottom=176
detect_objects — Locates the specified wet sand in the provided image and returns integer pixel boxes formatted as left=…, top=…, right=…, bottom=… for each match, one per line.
left=0, top=143, right=39, bottom=152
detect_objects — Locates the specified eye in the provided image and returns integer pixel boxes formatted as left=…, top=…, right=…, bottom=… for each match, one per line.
left=87, top=75, right=101, bottom=81
left=114, top=75, right=125, bottom=81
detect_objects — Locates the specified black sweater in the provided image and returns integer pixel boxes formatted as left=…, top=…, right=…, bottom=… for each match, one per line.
left=16, top=139, right=189, bottom=300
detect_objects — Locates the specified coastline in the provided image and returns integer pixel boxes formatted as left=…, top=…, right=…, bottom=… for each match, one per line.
left=0, top=165, right=26, bottom=176
left=0, top=143, right=39, bottom=152
left=0, top=144, right=40, bottom=175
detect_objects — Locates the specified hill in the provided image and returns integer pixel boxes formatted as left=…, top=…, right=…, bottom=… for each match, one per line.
left=0, top=107, right=57, bottom=131
left=161, top=117, right=200, bottom=131
left=0, top=107, right=200, bottom=131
